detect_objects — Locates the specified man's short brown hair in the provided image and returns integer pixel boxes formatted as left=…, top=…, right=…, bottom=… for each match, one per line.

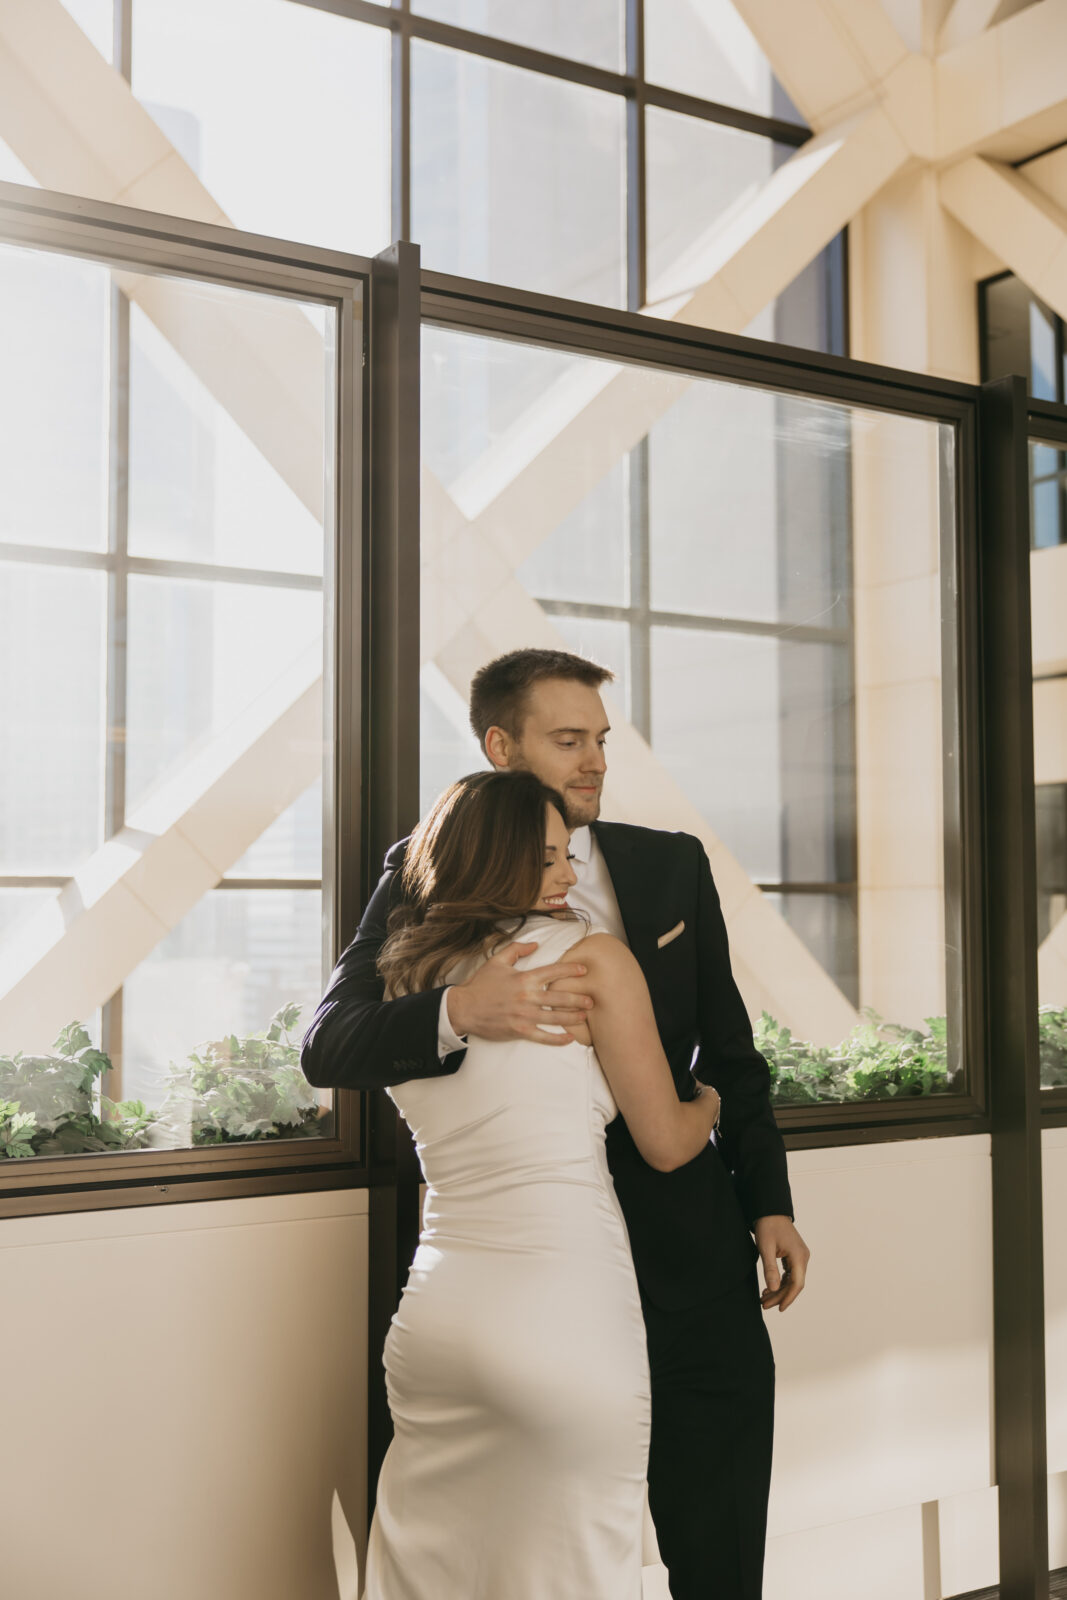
left=469, top=649, right=615, bottom=754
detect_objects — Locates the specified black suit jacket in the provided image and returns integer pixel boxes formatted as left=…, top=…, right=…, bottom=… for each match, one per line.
left=301, top=820, right=794, bottom=1309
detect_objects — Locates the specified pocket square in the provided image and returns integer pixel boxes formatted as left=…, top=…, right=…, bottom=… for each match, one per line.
left=657, top=920, right=685, bottom=949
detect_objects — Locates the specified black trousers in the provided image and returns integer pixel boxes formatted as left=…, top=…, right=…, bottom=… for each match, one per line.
left=642, top=1269, right=775, bottom=1600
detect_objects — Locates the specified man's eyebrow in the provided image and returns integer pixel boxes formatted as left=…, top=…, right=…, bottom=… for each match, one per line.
left=548, top=725, right=612, bottom=736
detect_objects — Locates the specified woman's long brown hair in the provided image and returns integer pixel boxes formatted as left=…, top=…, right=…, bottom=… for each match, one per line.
left=378, top=770, right=572, bottom=997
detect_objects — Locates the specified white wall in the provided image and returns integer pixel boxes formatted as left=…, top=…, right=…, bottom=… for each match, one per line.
left=0, top=1188, right=369, bottom=1600
left=763, top=1133, right=993, bottom=1598
left=3, top=1135, right=1063, bottom=1600
left=735, top=1127, right=1067, bottom=1600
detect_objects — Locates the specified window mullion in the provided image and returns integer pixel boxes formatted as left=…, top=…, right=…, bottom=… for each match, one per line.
left=101, top=279, right=130, bottom=1104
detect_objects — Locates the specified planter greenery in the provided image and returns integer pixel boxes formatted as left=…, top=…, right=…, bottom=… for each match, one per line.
left=0, top=1004, right=326, bottom=1160
left=4, top=1000, right=1067, bottom=1156
left=758, top=1010, right=955, bottom=1105
left=760, top=1003, right=1067, bottom=1103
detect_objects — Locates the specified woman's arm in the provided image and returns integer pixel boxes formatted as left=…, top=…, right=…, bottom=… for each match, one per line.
left=568, top=933, right=719, bottom=1172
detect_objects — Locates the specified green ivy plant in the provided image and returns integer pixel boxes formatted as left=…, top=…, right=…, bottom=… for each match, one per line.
left=0, top=1005, right=326, bottom=1160
left=0, top=1022, right=155, bottom=1158
left=153, top=1002, right=323, bottom=1146
left=760, top=1003, right=1067, bottom=1103
left=4, top=1000, right=1067, bottom=1155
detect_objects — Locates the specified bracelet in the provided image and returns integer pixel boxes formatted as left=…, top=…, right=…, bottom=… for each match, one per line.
left=693, top=1077, right=721, bottom=1129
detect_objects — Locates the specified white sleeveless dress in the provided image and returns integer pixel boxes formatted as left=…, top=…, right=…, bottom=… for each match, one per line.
left=362, top=914, right=651, bottom=1600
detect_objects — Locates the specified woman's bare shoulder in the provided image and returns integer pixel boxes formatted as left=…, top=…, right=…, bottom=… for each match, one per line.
left=567, top=931, right=638, bottom=976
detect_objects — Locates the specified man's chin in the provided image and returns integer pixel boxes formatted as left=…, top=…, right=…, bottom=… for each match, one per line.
left=564, top=792, right=601, bottom=829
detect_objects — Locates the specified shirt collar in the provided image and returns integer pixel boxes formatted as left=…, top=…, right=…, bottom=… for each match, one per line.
left=569, top=824, right=592, bottom=864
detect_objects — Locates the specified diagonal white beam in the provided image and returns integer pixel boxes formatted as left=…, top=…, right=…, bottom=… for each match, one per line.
left=936, top=0, right=1067, bottom=163
left=450, top=108, right=911, bottom=579
left=727, top=0, right=910, bottom=130
left=937, top=0, right=1034, bottom=53
left=939, top=155, right=1067, bottom=326
left=1022, top=141, right=1067, bottom=211
left=0, top=0, right=326, bottom=518
left=0, top=646, right=322, bottom=1054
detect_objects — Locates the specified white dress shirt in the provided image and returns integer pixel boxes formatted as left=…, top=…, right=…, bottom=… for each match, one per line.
left=437, top=823, right=627, bottom=1057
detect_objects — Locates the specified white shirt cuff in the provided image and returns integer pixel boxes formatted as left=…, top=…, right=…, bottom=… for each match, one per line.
left=438, top=986, right=469, bottom=1058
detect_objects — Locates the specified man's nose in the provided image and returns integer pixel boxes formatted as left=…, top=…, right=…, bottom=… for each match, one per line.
left=584, top=746, right=607, bottom=774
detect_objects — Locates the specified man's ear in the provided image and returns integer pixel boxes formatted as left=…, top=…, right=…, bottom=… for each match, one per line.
left=484, top=725, right=512, bottom=769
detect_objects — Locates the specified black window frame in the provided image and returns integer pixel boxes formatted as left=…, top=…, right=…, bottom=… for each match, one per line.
left=0, top=182, right=379, bottom=1217
left=418, top=267, right=987, bottom=1148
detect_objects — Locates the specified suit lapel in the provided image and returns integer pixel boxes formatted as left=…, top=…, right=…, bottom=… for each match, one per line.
left=591, top=822, right=657, bottom=977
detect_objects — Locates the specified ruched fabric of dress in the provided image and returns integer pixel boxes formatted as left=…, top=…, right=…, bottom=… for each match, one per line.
left=362, top=914, right=652, bottom=1600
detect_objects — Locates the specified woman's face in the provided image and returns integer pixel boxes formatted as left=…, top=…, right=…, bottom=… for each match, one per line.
left=535, top=804, right=578, bottom=913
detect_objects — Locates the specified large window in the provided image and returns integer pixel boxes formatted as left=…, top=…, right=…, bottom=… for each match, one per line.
left=0, top=223, right=360, bottom=1171
left=420, top=317, right=969, bottom=1116
left=10, top=0, right=833, bottom=325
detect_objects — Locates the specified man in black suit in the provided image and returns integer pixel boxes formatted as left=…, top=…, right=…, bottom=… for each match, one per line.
left=302, top=647, right=810, bottom=1600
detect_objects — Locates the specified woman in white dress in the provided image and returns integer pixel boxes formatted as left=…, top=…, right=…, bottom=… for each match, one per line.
left=362, top=770, right=720, bottom=1600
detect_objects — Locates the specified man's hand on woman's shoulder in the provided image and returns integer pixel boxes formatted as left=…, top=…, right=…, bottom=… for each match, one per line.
left=448, top=941, right=594, bottom=1046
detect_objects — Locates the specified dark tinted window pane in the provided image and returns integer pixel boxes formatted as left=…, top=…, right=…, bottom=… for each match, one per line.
left=982, top=273, right=1065, bottom=404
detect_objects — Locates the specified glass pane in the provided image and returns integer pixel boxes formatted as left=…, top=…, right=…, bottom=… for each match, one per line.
left=646, top=111, right=787, bottom=307
left=646, top=109, right=843, bottom=345
left=0, top=564, right=106, bottom=873
left=763, top=892, right=858, bottom=1008
left=648, top=383, right=850, bottom=626
left=132, top=0, right=391, bottom=253
left=0, top=243, right=109, bottom=552
left=0, top=245, right=346, bottom=1162
left=1030, top=298, right=1058, bottom=402
left=982, top=273, right=1067, bottom=406
left=1030, top=440, right=1066, bottom=551
left=550, top=615, right=632, bottom=721
left=413, top=0, right=624, bottom=70
left=128, top=293, right=326, bottom=574
left=62, top=0, right=115, bottom=61
left=518, top=459, right=629, bottom=606
left=645, top=0, right=804, bottom=123
left=1036, top=785, right=1067, bottom=946
left=229, top=781, right=323, bottom=879
left=422, top=326, right=960, bottom=1105
left=125, top=574, right=322, bottom=812
left=412, top=40, right=626, bottom=306
left=420, top=666, right=485, bottom=819
left=121, top=889, right=332, bottom=1138
left=650, top=630, right=851, bottom=885
left=1031, top=438, right=1067, bottom=1091
left=0, top=889, right=55, bottom=943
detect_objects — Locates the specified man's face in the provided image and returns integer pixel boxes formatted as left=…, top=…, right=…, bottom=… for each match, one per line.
left=490, top=677, right=609, bottom=829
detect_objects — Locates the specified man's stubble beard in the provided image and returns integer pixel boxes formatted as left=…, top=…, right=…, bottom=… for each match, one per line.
left=501, top=751, right=601, bottom=830
left=561, top=790, right=601, bottom=831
